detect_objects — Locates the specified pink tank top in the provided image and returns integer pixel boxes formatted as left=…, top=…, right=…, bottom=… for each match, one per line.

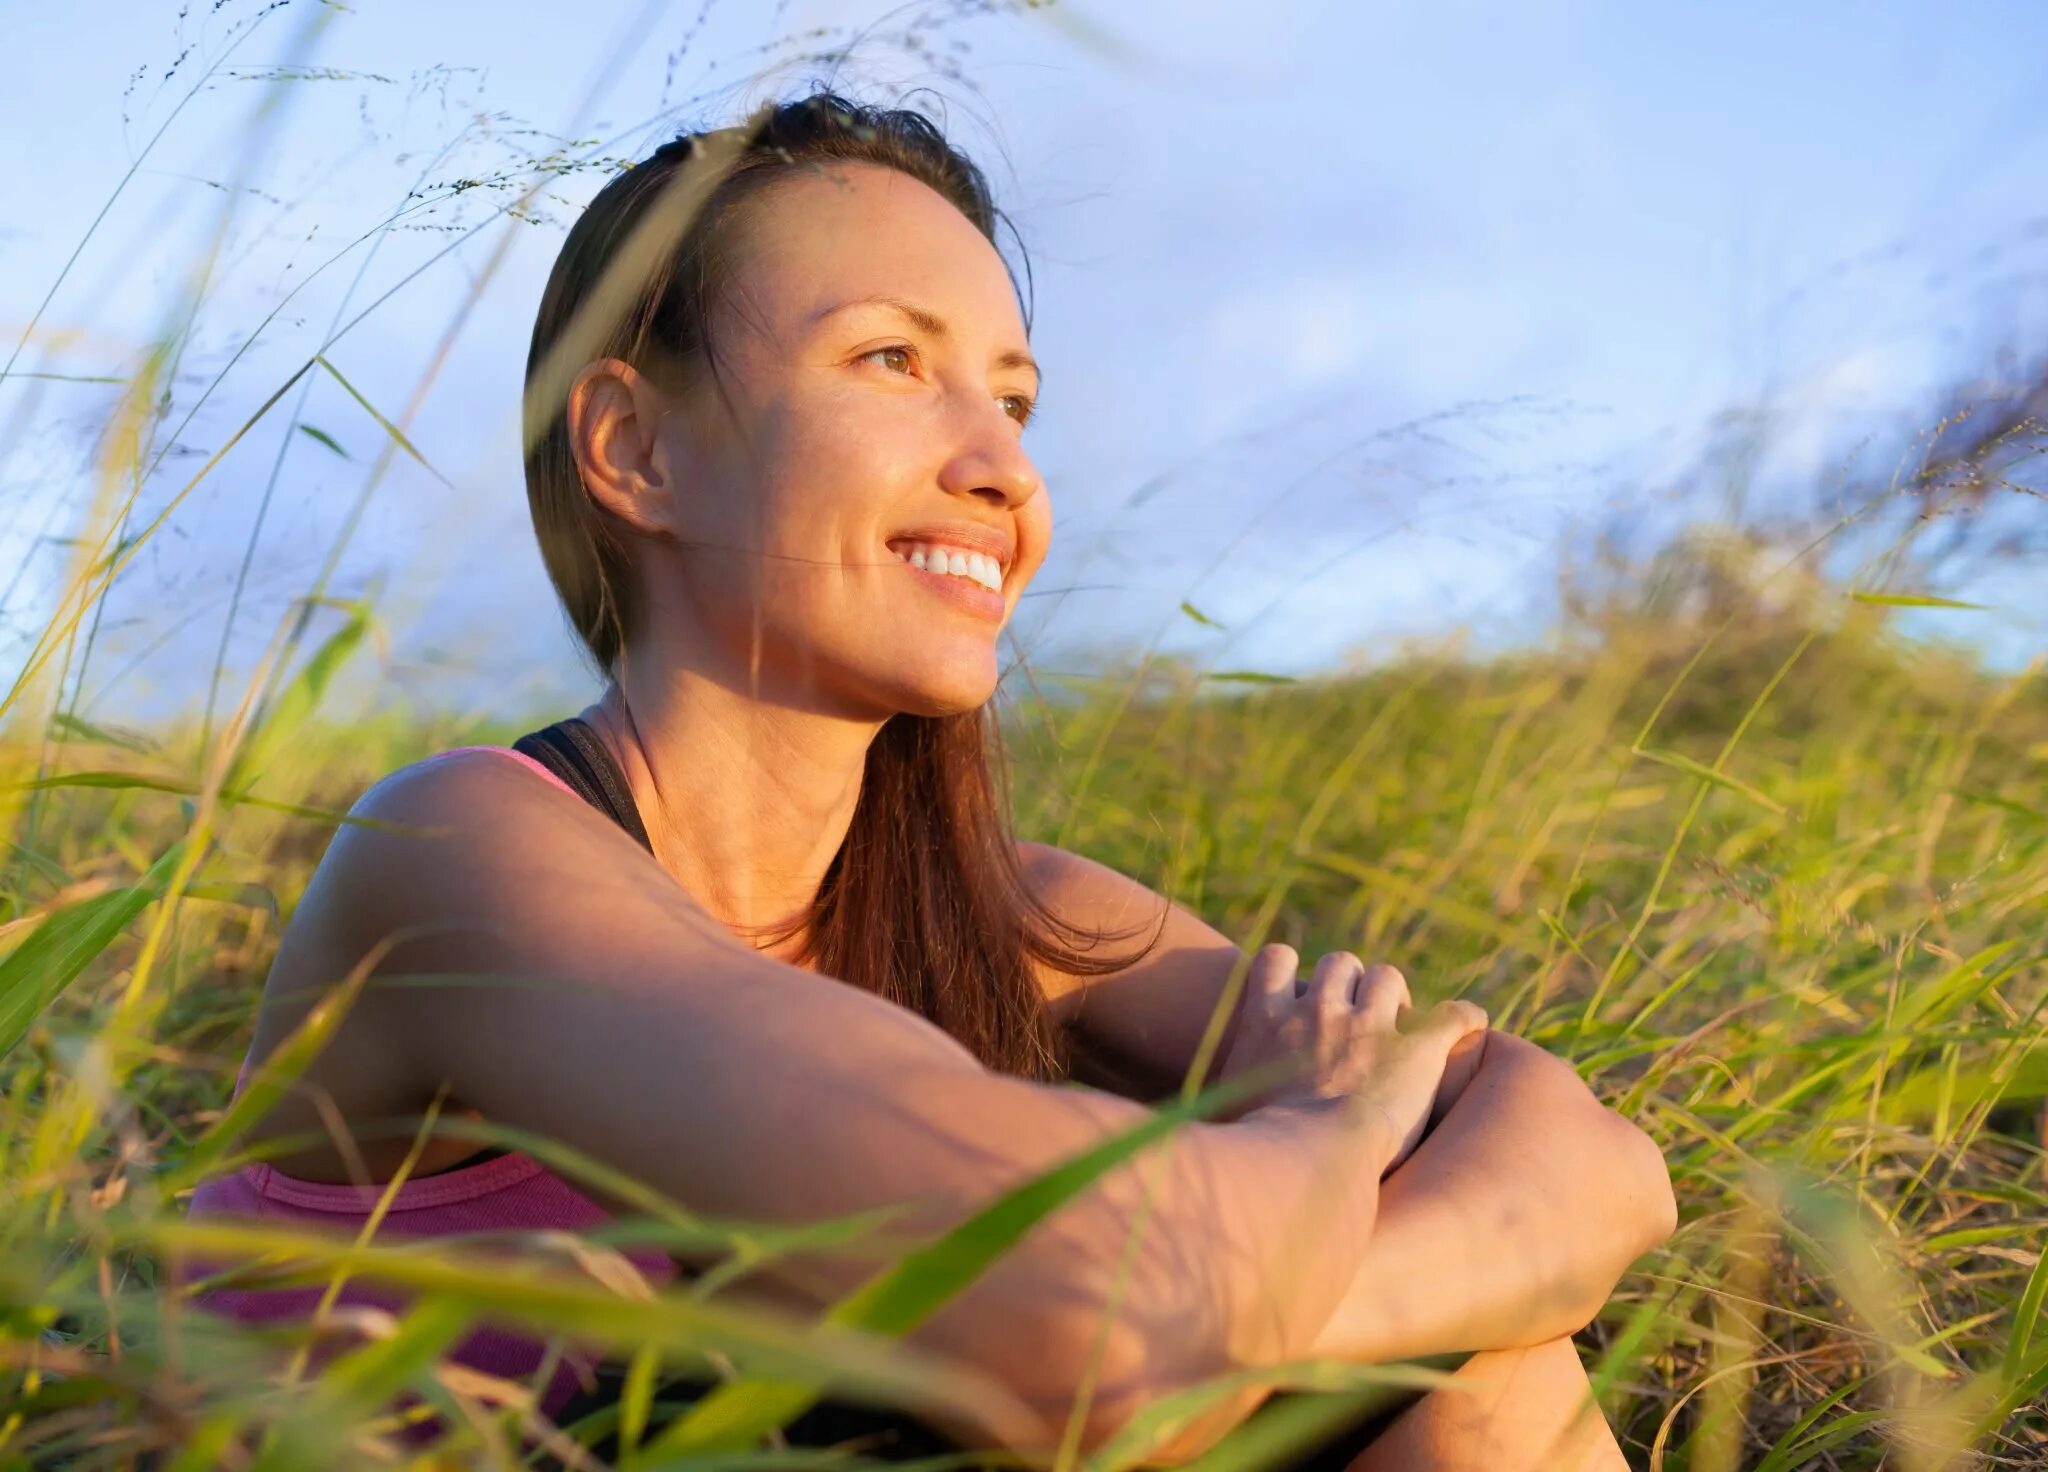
left=175, top=745, right=681, bottom=1442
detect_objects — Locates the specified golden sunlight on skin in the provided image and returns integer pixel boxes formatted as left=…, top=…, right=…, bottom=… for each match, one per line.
left=1350, top=1339, right=1629, bottom=1472
left=570, top=159, right=1050, bottom=722
left=557, top=161, right=1051, bottom=944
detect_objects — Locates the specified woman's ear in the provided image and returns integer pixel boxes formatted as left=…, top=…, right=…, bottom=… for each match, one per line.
left=567, top=357, right=691, bottom=539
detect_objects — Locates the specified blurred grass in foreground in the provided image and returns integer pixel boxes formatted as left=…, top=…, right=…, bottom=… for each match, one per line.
left=3, top=568, right=2045, bottom=1467
left=3, top=4, right=2046, bottom=1465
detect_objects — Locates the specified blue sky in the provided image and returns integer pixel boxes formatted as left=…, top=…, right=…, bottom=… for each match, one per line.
left=3, top=0, right=2044, bottom=724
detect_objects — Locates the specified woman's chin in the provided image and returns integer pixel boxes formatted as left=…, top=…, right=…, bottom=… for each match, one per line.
left=876, top=656, right=999, bottom=717
left=901, top=681, right=998, bottom=718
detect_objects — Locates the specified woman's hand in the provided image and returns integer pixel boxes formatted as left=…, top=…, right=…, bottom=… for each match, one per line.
left=1307, top=1030, right=1679, bottom=1365
left=1220, top=943, right=1487, bottom=1174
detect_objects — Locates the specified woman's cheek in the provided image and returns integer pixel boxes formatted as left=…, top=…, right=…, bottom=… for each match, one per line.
left=1015, top=503, right=1053, bottom=592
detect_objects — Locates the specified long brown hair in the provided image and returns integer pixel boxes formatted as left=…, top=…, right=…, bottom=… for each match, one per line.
left=521, top=89, right=1164, bottom=1082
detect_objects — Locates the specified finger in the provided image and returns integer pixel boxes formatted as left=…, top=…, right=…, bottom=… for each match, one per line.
left=1414, top=997, right=1488, bottom=1041
left=1310, top=951, right=1364, bottom=1016
left=1247, top=944, right=1299, bottom=1015
left=1352, top=962, right=1410, bottom=1028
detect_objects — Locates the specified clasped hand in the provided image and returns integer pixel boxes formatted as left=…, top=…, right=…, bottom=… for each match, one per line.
left=1215, top=944, right=1488, bottom=1174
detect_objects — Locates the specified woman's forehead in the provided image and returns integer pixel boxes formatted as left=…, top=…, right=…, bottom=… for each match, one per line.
left=724, top=163, right=1026, bottom=344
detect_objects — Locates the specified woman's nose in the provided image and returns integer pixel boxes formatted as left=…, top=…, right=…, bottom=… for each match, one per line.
left=937, top=402, right=1043, bottom=509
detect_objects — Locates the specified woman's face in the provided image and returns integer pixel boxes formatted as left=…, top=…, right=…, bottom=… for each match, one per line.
left=573, top=160, right=1049, bottom=720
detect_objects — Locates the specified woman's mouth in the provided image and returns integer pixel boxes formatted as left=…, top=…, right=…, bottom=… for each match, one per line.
left=888, top=540, right=1004, bottom=590
left=887, top=540, right=1006, bottom=621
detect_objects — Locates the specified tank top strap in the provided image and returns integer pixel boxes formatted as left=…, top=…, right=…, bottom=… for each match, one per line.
left=509, top=717, right=655, bottom=855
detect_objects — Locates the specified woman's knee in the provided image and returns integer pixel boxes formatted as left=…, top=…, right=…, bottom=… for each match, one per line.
left=1342, top=1338, right=1625, bottom=1472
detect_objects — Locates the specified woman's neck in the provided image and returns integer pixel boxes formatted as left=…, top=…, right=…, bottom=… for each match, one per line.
left=576, top=671, right=880, bottom=957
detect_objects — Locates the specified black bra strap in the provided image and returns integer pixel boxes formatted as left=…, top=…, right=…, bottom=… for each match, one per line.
left=511, top=718, right=655, bottom=854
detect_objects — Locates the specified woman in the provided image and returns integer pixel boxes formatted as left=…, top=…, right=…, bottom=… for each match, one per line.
left=181, top=91, right=1676, bottom=1468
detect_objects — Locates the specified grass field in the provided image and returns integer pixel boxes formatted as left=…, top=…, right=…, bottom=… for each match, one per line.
left=4, top=570, right=2046, bottom=1468
left=4, top=6, right=2046, bottom=1463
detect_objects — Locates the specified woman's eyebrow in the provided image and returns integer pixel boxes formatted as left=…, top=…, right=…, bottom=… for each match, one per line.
left=810, top=293, right=1040, bottom=384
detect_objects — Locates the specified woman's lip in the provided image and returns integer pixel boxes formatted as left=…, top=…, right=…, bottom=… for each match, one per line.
left=897, top=557, right=1005, bottom=622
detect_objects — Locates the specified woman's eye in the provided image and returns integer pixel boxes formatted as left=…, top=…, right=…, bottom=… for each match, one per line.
left=862, top=345, right=915, bottom=374
left=861, top=345, right=1032, bottom=426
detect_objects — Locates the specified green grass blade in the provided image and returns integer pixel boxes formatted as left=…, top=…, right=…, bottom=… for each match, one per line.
left=48, top=711, right=158, bottom=752
left=1955, top=788, right=2047, bottom=823
left=314, top=353, right=450, bottom=486
left=8, top=770, right=204, bottom=795
left=181, top=880, right=280, bottom=919
left=644, top=1067, right=1273, bottom=1456
left=248, top=1296, right=476, bottom=1471
left=1750, top=1379, right=1864, bottom=1472
left=296, top=422, right=350, bottom=458
left=2002, top=1231, right=2048, bottom=1381
left=1631, top=745, right=1787, bottom=815
left=618, top=1340, right=664, bottom=1462
left=6, top=767, right=380, bottom=825
left=149, top=1217, right=1006, bottom=1419
left=1164, top=1357, right=1466, bottom=1472
left=1847, top=591, right=1988, bottom=609
left=157, top=940, right=382, bottom=1193
left=225, top=596, right=374, bottom=795
left=1081, top=1356, right=1461, bottom=1472
left=0, top=839, right=186, bottom=1060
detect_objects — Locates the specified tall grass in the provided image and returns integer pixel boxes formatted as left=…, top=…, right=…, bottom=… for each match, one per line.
left=1014, top=608, right=2048, bottom=1466
left=6, top=577, right=2046, bottom=1468
left=4, top=3, right=2046, bottom=1466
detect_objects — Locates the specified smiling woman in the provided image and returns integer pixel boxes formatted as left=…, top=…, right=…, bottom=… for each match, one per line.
left=515, top=91, right=1134, bottom=1080
left=176, top=89, right=1671, bottom=1470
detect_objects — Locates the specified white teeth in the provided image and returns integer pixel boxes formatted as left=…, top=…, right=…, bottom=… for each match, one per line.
left=894, top=542, right=1003, bottom=592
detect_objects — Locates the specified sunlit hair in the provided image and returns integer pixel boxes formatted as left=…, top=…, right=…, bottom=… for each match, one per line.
left=522, top=88, right=1164, bottom=1082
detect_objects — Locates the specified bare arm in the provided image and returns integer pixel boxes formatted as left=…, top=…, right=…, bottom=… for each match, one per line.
left=1107, top=1028, right=1678, bottom=1468
left=1017, top=841, right=1676, bottom=1354
left=294, top=754, right=1393, bottom=1456
left=1309, top=1031, right=1677, bottom=1362
left=1017, top=841, right=1252, bottom=1099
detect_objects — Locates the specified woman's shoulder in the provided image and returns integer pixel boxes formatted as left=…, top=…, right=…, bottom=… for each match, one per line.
left=282, top=746, right=577, bottom=955
left=356, top=742, right=577, bottom=814
left=323, top=738, right=654, bottom=898
left=230, top=750, right=544, bottom=1179
left=233, top=740, right=678, bottom=1183
left=295, top=740, right=668, bottom=978
left=258, top=748, right=549, bottom=1017
left=248, top=747, right=601, bottom=1049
